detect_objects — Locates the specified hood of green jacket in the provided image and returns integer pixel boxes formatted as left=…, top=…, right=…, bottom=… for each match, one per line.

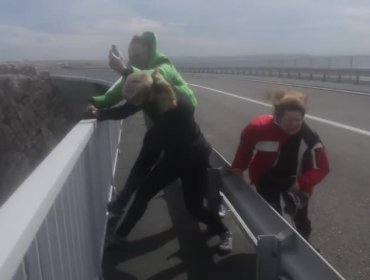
left=140, top=31, right=171, bottom=68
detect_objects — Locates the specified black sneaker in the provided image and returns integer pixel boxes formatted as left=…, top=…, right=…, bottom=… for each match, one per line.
left=218, top=231, right=232, bottom=253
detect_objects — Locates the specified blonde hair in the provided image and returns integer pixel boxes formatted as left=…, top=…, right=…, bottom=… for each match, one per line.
left=121, top=72, right=152, bottom=104
left=268, top=89, right=307, bottom=118
left=121, top=70, right=178, bottom=112
left=150, top=69, right=177, bottom=113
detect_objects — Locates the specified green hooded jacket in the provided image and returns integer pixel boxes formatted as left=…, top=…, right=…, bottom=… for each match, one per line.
left=91, top=31, right=197, bottom=108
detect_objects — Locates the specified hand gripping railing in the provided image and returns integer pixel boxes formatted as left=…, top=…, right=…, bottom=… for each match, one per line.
left=0, top=119, right=121, bottom=280
left=209, top=149, right=345, bottom=280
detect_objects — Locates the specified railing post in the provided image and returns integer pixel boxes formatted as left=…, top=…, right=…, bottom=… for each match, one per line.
left=256, top=229, right=295, bottom=280
left=256, top=235, right=280, bottom=280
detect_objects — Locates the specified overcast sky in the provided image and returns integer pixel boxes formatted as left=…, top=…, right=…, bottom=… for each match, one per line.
left=1, top=0, right=370, bottom=60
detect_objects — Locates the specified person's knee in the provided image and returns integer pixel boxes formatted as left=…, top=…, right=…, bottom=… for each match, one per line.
left=134, top=187, right=153, bottom=204
left=256, top=188, right=281, bottom=213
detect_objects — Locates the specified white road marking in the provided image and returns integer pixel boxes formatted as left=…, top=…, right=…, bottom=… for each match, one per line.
left=186, top=74, right=370, bottom=96
left=232, top=76, right=370, bottom=97
left=190, top=83, right=370, bottom=137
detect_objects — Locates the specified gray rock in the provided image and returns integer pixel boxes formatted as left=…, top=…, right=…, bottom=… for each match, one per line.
left=0, top=68, right=74, bottom=205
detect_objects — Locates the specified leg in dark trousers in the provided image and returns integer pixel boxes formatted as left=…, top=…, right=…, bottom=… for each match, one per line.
left=113, top=145, right=161, bottom=208
left=181, top=167, right=228, bottom=235
left=256, top=183, right=283, bottom=214
left=205, top=168, right=224, bottom=217
left=111, top=131, right=162, bottom=213
left=293, top=205, right=312, bottom=241
left=180, top=164, right=232, bottom=253
left=257, top=181, right=312, bottom=241
left=115, top=158, right=179, bottom=237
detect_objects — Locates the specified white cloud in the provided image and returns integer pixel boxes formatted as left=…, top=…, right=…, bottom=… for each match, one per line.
left=95, top=18, right=166, bottom=34
left=2, top=0, right=370, bottom=60
left=343, top=6, right=370, bottom=17
left=160, top=35, right=245, bottom=56
left=0, top=24, right=113, bottom=60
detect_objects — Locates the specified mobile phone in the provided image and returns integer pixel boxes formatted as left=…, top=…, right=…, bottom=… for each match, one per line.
left=111, top=45, right=119, bottom=56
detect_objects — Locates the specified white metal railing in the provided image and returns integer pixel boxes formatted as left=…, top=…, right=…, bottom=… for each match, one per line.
left=0, top=119, right=121, bottom=280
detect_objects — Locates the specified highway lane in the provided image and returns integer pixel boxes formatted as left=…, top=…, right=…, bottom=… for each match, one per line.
left=50, top=68, right=369, bottom=280
left=185, top=73, right=370, bottom=131
left=183, top=73, right=370, bottom=280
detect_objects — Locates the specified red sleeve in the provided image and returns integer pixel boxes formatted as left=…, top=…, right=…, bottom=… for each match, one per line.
left=297, top=146, right=330, bottom=193
left=232, top=123, right=257, bottom=171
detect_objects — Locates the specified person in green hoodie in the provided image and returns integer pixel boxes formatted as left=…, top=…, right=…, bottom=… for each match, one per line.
left=90, top=31, right=201, bottom=216
left=90, top=31, right=197, bottom=109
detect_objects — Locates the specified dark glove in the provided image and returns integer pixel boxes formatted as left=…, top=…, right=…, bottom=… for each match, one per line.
left=297, top=191, right=309, bottom=209
left=284, top=191, right=310, bottom=216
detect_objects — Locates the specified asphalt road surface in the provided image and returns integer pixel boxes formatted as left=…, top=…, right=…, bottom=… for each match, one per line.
left=50, top=68, right=370, bottom=280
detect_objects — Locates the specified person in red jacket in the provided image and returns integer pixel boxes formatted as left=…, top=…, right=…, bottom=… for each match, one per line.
left=232, top=89, right=329, bottom=240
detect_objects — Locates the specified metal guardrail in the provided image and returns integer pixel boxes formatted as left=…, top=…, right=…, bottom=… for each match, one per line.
left=0, top=75, right=347, bottom=280
left=179, top=66, right=370, bottom=84
left=209, top=150, right=345, bottom=280
left=0, top=119, right=121, bottom=280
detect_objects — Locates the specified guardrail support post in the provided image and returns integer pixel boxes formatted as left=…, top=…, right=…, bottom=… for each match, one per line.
left=256, top=235, right=280, bottom=280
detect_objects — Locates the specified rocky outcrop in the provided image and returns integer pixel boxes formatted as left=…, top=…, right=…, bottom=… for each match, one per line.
left=0, top=65, right=74, bottom=205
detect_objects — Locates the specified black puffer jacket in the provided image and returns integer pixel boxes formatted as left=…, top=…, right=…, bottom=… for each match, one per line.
left=98, top=89, right=211, bottom=163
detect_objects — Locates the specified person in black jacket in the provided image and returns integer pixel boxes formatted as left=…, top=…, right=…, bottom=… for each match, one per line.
left=91, top=71, right=232, bottom=252
left=87, top=32, right=199, bottom=218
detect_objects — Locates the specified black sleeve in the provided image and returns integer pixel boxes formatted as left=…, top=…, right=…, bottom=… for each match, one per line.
left=98, top=103, right=141, bottom=121
left=143, top=126, right=164, bottom=151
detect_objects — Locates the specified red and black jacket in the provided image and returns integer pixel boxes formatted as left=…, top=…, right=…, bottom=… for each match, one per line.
left=232, top=115, right=329, bottom=194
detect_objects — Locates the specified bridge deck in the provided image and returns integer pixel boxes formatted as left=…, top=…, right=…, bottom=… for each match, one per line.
left=102, top=113, right=256, bottom=280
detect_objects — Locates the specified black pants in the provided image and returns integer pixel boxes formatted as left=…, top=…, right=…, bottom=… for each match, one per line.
left=114, top=129, right=162, bottom=210
left=114, top=132, right=222, bottom=214
left=256, top=175, right=312, bottom=240
left=205, top=168, right=224, bottom=216
left=116, top=153, right=228, bottom=237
